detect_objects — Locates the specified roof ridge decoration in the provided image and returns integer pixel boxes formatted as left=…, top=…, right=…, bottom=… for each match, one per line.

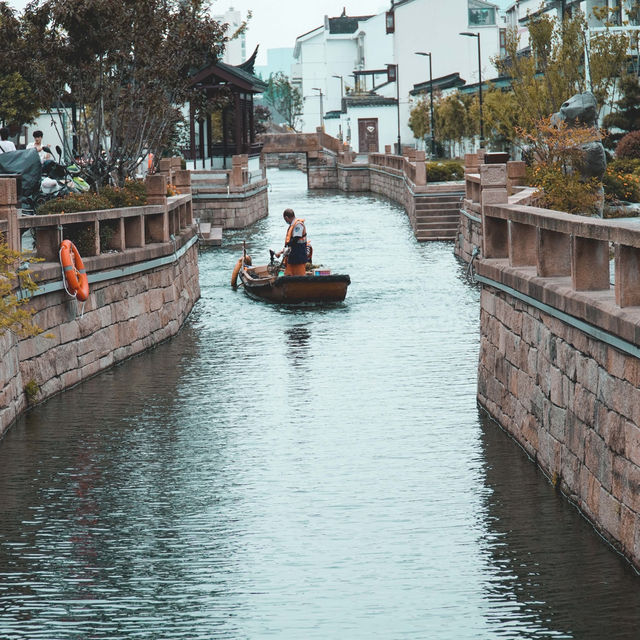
left=238, top=45, right=259, bottom=74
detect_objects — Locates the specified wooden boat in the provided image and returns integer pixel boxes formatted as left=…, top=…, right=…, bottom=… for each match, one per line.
left=231, top=251, right=350, bottom=304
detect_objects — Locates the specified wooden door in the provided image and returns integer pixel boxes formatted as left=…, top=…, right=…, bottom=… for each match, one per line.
left=358, top=118, right=379, bottom=153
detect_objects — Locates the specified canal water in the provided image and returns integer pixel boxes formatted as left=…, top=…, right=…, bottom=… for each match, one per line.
left=1, top=169, right=640, bottom=639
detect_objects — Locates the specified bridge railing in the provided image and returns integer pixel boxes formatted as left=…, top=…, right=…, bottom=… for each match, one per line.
left=368, top=150, right=427, bottom=186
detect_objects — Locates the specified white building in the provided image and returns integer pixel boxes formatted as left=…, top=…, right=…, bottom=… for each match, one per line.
left=504, top=0, right=640, bottom=49
left=212, top=6, right=247, bottom=66
left=292, top=2, right=507, bottom=154
left=389, top=0, right=505, bottom=151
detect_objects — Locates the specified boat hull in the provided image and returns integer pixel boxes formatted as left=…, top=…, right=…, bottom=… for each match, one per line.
left=239, top=271, right=350, bottom=304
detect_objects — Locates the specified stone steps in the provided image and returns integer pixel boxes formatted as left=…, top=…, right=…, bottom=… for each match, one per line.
left=413, top=193, right=463, bottom=242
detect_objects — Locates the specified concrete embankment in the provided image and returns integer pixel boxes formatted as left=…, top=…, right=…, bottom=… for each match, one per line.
left=0, top=173, right=200, bottom=436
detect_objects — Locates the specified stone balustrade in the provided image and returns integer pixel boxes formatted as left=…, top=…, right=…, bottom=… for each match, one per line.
left=15, top=174, right=193, bottom=264
left=189, top=154, right=268, bottom=229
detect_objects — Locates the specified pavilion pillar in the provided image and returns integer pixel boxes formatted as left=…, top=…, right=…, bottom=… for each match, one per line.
left=249, top=94, right=255, bottom=144
left=189, top=103, right=196, bottom=164
left=234, top=91, right=242, bottom=155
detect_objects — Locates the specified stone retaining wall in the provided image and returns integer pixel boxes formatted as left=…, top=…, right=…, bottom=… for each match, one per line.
left=475, top=185, right=640, bottom=569
left=478, top=285, right=640, bottom=567
left=0, top=235, right=200, bottom=437
left=192, top=183, right=268, bottom=229
left=0, top=173, right=201, bottom=437
left=308, top=151, right=339, bottom=190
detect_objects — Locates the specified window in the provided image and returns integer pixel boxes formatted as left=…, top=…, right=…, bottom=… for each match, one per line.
left=468, top=1, right=496, bottom=26
left=469, top=7, right=496, bottom=26
left=386, top=10, right=395, bottom=33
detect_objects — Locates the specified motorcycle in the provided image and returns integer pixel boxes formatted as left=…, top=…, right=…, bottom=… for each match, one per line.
left=23, top=146, right=92, bottom=212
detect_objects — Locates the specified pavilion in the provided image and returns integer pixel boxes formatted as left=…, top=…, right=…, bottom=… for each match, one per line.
left=187, top=47, right=267, bottom=168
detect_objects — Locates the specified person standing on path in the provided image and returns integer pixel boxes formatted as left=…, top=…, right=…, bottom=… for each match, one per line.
left=276, top=208, right=308, bottom=276
left=0, top=128, right=16, bottom=153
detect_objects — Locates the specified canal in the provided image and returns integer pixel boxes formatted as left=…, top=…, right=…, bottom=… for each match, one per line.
left=1, top=169, right=640, bottom=638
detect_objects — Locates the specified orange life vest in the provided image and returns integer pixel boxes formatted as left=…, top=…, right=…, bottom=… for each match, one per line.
left=285, top=218, right=306, bottom=244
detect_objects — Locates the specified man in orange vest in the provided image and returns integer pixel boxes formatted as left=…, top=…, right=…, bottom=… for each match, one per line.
left=276, top=208, right=308, bottom=276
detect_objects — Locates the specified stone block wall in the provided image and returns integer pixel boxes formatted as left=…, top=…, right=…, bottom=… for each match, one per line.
left=0, top=237, right=200, bottom=437
left=455, top=213, right=482, bottom=263
left=478, top=285, right=640, bottom=568
left=264, top=153, right=307, bottom=171
left=192, top=183, right=268, bottom=229
left=308, top=151, right=338, bottom=189
left=337, top=165, right=370, bottom=192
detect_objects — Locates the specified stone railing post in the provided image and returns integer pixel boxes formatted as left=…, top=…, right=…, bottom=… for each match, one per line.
left=146, top=174, right=167, bottom=205
left=158, top=157, right=172, bottom=183
left=230, top=155, right=244, bottom=187
left=385, top=145, right=391, bottom=154
left=480, top=163, right=508, bottom=258
left=170, top=157, right=182, bottom=175
left=342, top=144, right=353, bottom=165
left=414, top=150, right=426, bottom=186
left=0, top=178, right=20, bottom=252
left=507, top=161, right=527, bottom=196
left=145, top=174, right=169, bottom=242
left=464, top=153, right=480, bottom=201
left=174, top=170, right=191, bottom=195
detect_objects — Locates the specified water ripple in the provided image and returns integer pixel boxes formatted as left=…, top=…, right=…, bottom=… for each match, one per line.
left=0, top=170, right=639, bottom=639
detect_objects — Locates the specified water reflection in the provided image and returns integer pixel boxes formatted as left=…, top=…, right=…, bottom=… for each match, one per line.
left=0, top=169, right=639, bottom=639
left=478, top=409, right=640, bottom=639
left=284, top=325, right=311, bottom=368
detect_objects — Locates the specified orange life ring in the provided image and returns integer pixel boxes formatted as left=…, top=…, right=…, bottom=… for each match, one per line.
left=59, top=239, right=90, bottom=301
left=231, top=255, right=251, bottom=289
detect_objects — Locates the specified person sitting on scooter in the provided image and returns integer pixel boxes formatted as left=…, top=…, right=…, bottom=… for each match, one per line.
left=27, top=130, right=52, bottom=164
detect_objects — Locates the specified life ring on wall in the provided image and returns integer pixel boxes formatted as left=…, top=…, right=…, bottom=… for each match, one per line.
left=59, top=240, right=90, bottom=301
left=231, top=255, right=251, bottom=289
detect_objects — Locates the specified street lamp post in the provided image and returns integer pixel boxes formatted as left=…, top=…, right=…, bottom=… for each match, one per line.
left=332, top=75, right=344, bottom=139
left=459, top=31, right=484, bottom=148
left=415, top=51, right=435, bottom=157
left=387, top=64, right=401, bottom=154
left=312, top=87, right=324, bottom=129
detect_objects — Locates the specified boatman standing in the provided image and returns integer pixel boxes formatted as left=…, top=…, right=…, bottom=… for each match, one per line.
left=276, top=208, right=308, bottom=276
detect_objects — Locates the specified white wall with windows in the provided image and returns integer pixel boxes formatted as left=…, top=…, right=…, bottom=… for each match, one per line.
left=390, top=0, right=504, bottom=149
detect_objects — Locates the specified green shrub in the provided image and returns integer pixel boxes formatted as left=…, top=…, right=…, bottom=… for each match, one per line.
left=35, top=180, right=147, bottom=215
left=36, top=192, right=112, bottom=215
left=426, top=160, right=464, bottom=182
left=608, top=157, right=640, bottom=176
left=123, top=178, right=147, bottom=202
left=602, top=165, right=640, bottom=203
left=528, top=163, right=602, bottom=215
left=616, top=130, right=640, bottom=159
left=101, top=183, right=147, bottom=208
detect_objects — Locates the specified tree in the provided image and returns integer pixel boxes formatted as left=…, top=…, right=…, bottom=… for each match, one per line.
left=19, top=0, right=228, bottom=185
left=602, top=73, right=640, bottom=148
left=519, top=118, right=603, bottom=215
left=434, top=91, right=472, bottom=157
left=493, top=11, right=630, bottom=135
left=483, top=86, right=521, bottom=152
left=0, top=4, right=44, bottom=129
left=263, top=72, right=302, bottom=131
left=254, top=104, right=272, bottom=134
left=0, top=237, right=41, bottom=338
left=408, top=96, right=431, bottom=142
